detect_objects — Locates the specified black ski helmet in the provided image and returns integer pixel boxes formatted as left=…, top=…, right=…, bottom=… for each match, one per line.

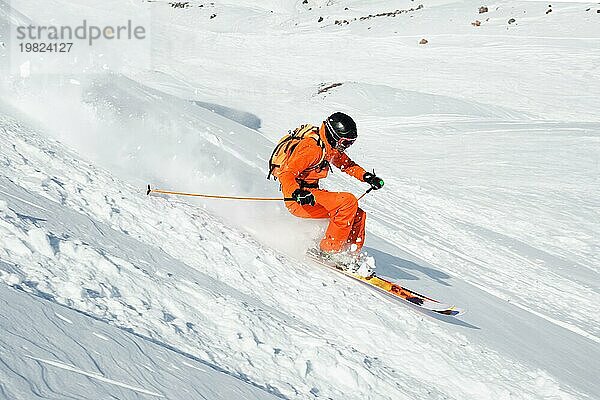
left=324, top=112, right=357, bottom=151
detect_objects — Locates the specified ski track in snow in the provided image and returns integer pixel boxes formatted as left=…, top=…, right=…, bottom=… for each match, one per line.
left=359, top=118, right=600, bottom=342
left=24, top=355, right=165, bottom=397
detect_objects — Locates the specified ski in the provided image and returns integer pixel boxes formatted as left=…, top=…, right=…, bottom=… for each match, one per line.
left=306, top=251, right=463, bottom=316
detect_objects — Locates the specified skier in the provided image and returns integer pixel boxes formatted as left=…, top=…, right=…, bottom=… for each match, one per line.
left=268, top=112, right=384, bottom=276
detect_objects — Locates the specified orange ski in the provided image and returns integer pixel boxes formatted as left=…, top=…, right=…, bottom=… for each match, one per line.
left=306, top=251, right=463, bottom=316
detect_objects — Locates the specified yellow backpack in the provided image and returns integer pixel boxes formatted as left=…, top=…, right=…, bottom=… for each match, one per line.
left=267, top=124, right=326, bottom=180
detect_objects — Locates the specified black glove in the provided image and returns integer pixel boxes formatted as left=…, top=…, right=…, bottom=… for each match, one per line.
left=291, top=188, right=315, bottom=206
left=363, top=172, right=384, bottom=190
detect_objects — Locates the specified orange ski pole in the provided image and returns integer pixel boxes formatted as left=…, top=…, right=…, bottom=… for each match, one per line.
left=146, top=185, right=294, bottom=202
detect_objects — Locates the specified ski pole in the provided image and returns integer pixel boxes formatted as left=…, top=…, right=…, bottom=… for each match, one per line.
left=357, top=187, right=373, bottom=201
left=147, top=185, right=295, bottom=201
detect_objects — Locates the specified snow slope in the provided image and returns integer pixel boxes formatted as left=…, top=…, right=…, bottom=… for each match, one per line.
left=0, top=83, right=596, bottom=399
left=1, top=0, right=599, bottom=399
left=0, top=284, right=280, bottom=400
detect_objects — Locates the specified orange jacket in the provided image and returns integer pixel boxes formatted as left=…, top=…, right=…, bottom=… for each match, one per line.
left=279, top=123, right=367, bottom=198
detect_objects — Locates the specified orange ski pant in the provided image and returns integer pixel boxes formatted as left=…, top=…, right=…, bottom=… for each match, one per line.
left=286, top=189, right=366, bottom=253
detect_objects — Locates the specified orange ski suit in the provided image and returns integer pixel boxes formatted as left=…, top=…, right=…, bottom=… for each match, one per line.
left=279, top=123, right=368, bottom=253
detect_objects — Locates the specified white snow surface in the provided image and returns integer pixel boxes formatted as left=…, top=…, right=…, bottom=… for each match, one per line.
left=1, top=0, right=599, bottom=399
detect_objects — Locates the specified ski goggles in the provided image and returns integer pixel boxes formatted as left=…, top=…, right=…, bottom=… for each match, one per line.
left=335, top=137, right=356, bottom=151
left=325, top=120, right=356, bottom=151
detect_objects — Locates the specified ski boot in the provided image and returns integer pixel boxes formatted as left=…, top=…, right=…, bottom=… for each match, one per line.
left=307, top=247, right=376, bottom=278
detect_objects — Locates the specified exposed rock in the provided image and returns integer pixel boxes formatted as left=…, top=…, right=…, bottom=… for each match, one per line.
left=318, top=16, right=324, bottom=22
left=479, top=6, right=488, bottom=14
left=169, top=2, right=190, bottom=8
left=419, top=38, right=428, bottom=45
left=508, top=18, right=516, bottom=24
left=317, top=82, right=343, bottom=94
left=472, top=20, right=481, bottom=26
left=333, top=4, right=423, bottom=26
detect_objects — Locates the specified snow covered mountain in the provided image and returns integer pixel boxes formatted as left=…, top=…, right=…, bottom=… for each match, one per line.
left=1, top=0, right=599, bottom=399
